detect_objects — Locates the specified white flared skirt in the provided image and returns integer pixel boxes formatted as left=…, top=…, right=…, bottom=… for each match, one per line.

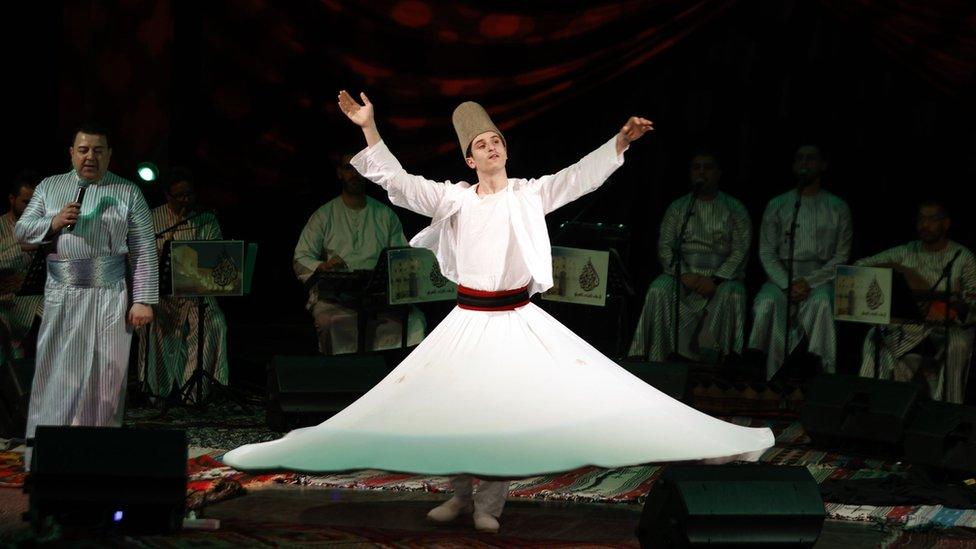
left=223, top=303, right=774, bottom=477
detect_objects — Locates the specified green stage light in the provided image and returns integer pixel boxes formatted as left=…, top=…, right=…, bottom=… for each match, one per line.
left=137, top=162, right=159, bottom=183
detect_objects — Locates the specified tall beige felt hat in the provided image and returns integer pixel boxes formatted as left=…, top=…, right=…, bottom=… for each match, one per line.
left=451, top=101, right=506, bottom=160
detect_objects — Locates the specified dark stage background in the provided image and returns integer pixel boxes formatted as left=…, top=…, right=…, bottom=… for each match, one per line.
left=7, top=0, right=976, bottom=380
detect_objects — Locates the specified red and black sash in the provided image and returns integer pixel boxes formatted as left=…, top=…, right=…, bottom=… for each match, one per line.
left=457, top=285, right=530, bottom=311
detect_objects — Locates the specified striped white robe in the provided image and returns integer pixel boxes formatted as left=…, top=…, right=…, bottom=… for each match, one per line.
left=857, top=241, right=976, bottom=403
left=749, top=189, right=852, bottom=378
left=137, top=205, right=228, bottom=397
left=15, top=170, right=157, bottom=463
left=628, top=192, right=751, bottom=362
left=0, top=212, right=43, bottom=355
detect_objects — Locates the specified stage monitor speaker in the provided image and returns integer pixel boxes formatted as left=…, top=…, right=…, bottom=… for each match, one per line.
left=0, top=357, right=34, bottom=439
left=25, top=426, right=187, bottom=534
left=267, top=354, right=391, bottom=431
left=801, top=374, right=922, bottom=449
left=618, top=360, right=691, bottom=403
left=903, top=400, right=976, bottom=474
left=637, top=464, right=825, bottom=548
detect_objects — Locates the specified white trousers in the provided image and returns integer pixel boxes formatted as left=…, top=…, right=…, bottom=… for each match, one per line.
left=450, top=476, right=509, bottom=518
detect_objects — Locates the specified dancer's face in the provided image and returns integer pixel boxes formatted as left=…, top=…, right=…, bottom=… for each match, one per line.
left=465, top=132, right=507, bottom=174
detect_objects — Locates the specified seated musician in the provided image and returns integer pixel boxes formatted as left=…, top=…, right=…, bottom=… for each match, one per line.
left=294, top=154, right=426, bottom=355
left=857, top=200, right=976, bottom=403
left=0, top=171, right=43, bottom=357
left=628, top=151, right=751, bottom=363
left=139, top=166, right=229, bottom=398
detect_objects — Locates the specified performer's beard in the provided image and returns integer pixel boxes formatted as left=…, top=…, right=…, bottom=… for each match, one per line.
left=342, top=178, right=366, bottom=196
left=918, top=229, right=944, bottom=244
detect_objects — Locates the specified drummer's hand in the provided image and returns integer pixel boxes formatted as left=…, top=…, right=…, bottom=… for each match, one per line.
left=317, top=256, right=346, bottom=272
left=926, top=309, right=946, bottom=322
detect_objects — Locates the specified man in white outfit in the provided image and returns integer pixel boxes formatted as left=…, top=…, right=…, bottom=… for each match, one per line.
left=223, top=94, right=772, bottom=537
left=337, top=91, right=651, bottom=533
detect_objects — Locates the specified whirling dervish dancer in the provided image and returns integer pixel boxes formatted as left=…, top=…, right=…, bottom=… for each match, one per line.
left=223, top=91, right=774, bottom=533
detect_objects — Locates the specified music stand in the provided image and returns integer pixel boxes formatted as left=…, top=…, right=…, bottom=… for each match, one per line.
left=381, top=246, right=458, bottom=349
left=833, top=264, right=931, bottom=380
left=541, top=245, right=635, bottom=357
left=16, top=246, right=48, bottom=298
left=161, top=240, right=255, bottom=413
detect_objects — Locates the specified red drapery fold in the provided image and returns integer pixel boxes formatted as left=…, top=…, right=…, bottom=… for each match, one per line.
left=312, top=0, right=739, bottom=159
left=819, top=0, right=976, bottom=97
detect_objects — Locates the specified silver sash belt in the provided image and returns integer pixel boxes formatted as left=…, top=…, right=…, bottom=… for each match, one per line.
left=47, top=255, right=126, bottom=288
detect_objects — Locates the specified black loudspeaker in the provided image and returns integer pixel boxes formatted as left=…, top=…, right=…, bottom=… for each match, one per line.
left=618, top=361, right=692, bottom=403
left=801, top=374, right=922, bottom=449
left=25, top=426, right=187, bottom=533
left=0, top=357, right=34, bottom=439
left=637, top=465, right=825, bottom=548
left=904, top=400, right=976, bottom=474
left=267, top=354, right=391, bottom=431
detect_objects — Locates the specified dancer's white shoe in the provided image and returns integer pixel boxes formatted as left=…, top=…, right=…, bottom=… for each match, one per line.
left=426, top=497, right=473, bottom=523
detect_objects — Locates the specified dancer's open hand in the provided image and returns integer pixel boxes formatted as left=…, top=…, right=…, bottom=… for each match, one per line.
left=338, top=90, right=374, bottom=128
left=616, top=116, right=653, bottom=154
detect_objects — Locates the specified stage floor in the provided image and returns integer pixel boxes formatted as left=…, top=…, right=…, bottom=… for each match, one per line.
left=0, top=480, right=895, bottom=547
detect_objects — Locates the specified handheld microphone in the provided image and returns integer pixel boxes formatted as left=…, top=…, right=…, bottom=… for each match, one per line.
left=65, top=181, right=90, bottom=233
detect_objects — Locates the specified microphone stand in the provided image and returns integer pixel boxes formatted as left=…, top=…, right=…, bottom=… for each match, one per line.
left=930, top=248, right=961, bottom=401
left=155, top=209, right=215, bottom=239
left=655, top=191, right=697, bottom=362
left=783, top=186, right=803, bottom=374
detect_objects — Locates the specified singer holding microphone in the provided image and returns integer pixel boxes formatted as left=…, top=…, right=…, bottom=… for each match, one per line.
left=14, top=123, right=158, bottom=469
left=138, top=166, right=228, bottom=400
left=748, top=144, right=852, bottom=380
left=628, top=151, right=752, bottom=363
left=856, top=200, right=976, bottom=403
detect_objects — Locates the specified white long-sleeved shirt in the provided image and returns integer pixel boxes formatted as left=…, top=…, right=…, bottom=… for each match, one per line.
left=351, top=137, right=625, bottom=296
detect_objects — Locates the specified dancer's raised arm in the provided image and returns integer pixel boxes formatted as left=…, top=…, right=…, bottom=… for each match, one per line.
left=532, top=115, right=654, bottom=214
left=338, top=90, right=381, bottom=147
left=337, top=90, right=452, bottom=218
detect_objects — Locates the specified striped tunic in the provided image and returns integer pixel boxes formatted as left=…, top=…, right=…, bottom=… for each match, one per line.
left=15, top=170, right=157, bottom=464
left=748, top=189, right=852, bottom=378
left=138, top=205, right=228, bottom=397
left=0, top=212, right=43, bottom=354
left=857, top=240, right=976, bottom=403
left=629, top=192, right=751, bottom=362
